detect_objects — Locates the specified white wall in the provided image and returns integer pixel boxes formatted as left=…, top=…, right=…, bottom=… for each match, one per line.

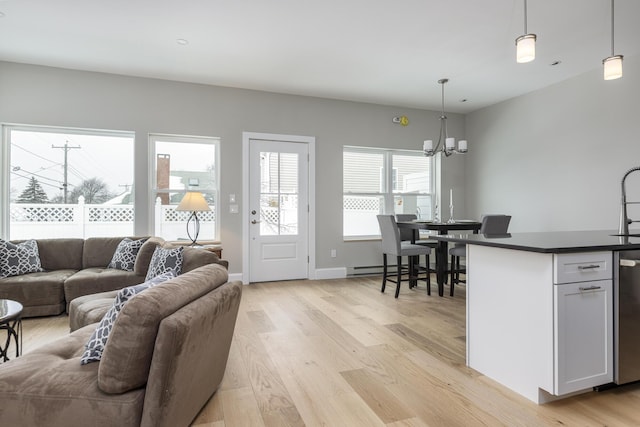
left=0, top=61, right=467, bottom=275
left=465, top=54, right=640, bottom=233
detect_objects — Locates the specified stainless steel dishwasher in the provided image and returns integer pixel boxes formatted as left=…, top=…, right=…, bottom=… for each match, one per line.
left=614, top=250, right=640, bottom=385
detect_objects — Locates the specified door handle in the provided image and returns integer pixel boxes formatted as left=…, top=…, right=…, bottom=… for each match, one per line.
left=251, top=220, right=261, bottom=224
left=620, top=259, right=639, bottom=267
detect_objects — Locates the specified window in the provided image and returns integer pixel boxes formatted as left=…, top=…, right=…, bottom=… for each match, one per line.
left=150, top=134, right=220, bottom=242
left=343, top=146, right=432, bottom=239
left=2, top=125, right=134, bottom=239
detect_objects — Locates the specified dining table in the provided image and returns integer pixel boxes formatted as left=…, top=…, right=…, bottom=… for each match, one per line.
left=397, top=219, right=482, bottom=296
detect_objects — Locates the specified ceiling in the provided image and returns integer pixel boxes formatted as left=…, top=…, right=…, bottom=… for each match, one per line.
left=1, top=0, right=638, bottom=114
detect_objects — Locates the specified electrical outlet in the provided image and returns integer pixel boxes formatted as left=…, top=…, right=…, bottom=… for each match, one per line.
left=330, top=249, right=337, bottom=258
left=229, top=204, right=238, bottom=213
left=229, top=193, right=236, bottom=203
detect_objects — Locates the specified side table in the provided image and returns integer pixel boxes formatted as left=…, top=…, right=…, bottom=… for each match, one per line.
left=0, top=299, right=23, bottom=362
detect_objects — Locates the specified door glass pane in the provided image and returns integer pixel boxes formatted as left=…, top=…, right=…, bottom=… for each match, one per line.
left=259, top=151, right=299, bottom=236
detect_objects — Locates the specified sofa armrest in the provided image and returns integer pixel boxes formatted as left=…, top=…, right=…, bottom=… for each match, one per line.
left=140, top=280, right=242, bottom=427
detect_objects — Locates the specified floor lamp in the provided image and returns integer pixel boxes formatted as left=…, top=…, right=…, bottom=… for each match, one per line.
left=176, top=191, right=211, bottom=246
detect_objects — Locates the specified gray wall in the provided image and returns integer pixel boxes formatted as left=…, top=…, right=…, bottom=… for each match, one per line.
left=465, top=54, right=640, bottom=233
left=0, top=61, right=467, bottom=275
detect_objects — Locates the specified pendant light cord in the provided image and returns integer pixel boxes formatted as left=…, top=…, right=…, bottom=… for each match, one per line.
left=610, top=0, right=615, bottom=56
left=523, top=0, right=528, bottom=34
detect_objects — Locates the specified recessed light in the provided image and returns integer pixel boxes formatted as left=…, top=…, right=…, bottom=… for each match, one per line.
left=176, top=38, right=189, bottom=46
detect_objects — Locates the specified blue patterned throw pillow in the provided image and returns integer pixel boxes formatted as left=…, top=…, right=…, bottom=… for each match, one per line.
left=0, top=239, right=44, bottom=279
left=144, top=246, right=184, bottom=281
left=80, top=271, right=176, bottom=365
left=107, top=237, right=148, bottom=271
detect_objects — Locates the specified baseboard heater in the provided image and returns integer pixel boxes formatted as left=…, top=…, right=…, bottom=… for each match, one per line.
left=347, top=265, right=388, bottom=277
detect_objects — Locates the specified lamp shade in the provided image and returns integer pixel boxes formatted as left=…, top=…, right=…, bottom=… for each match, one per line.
left=516, top=34, right=536, bottom=63
left=603, top=55, right=623, bottom=80
left=176, top=191, right=211, bottom=212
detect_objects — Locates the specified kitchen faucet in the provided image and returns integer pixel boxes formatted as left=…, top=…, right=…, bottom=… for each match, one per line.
left=619, top=166, right=640, bottom=235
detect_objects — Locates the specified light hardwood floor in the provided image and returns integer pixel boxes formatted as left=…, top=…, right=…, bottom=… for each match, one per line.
left=15, top=276, right=640, bottom=426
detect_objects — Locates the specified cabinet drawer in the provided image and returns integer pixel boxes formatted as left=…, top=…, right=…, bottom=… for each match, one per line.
left=554, top=252, right=612, bottom=284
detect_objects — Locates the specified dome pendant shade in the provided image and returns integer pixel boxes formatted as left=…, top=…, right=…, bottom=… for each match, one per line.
left=516, top=34, right=536, bottom=63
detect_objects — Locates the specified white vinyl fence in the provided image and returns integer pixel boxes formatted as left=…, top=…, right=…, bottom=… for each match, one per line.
left=9, top=197, right=216, bottom=240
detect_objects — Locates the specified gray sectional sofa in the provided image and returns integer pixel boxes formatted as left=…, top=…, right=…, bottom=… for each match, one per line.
left=0, top=236, right=227, bottom=317
left=0, top=263, right=242, bottom=427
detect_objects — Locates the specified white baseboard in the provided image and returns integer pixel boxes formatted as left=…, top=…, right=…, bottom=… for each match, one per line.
left=233, top=268, right=346, bottom=284
left=314, top=267, right=347, bottom=280
left=228, top=272, right=243, bottom=283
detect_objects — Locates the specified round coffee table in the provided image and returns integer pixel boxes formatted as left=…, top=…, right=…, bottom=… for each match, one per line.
left=0, top=299, right=23, bottom=362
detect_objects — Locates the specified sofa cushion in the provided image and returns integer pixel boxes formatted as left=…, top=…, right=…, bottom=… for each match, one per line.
left=98, top=263, right=229, bottom=394
left=133, top=237, right=165, bottom=277
left=0, top=324, right=145, bottom=427
left=35, top=238, right=85, bottom=271
left=144, top=246, right=183, bottom=281
left=80, top=272, right=176, bottom=365
left=63, top=268, right=145, bottom=311
left=68, top=290, right=119, bottom=332
left=107, top=238, right=148, bottom=271
left=0, top=239, right=43, bottom=278
left=83, top=236, right=144, bottom=269
left=0, top=270, right=72, bottom=317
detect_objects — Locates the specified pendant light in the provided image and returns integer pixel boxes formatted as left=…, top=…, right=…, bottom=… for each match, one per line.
left=603, top=0, right=623, bottom=80
left=516, top=0, right=536, bottom=63
left=423, top=78, right=467, bottom=157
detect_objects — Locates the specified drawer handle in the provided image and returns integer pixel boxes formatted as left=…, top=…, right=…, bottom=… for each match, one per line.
left=577, top=264, right=600, bottom=270
left=579, top=285, right=602, bottom=291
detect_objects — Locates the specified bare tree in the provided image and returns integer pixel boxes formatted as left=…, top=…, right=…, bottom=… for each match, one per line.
left=68, top=177, right=115, bottom=204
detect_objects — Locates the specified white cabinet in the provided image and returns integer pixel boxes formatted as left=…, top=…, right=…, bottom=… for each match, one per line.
left=466, top=246, right=615, bottom=403
left=553, top=253, right=613, bottom=395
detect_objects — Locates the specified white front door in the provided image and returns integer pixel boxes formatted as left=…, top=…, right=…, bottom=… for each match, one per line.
left=248, top=139, right=309, bottom=282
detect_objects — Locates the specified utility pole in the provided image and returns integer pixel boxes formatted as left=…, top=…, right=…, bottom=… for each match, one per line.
left=52, top=141, right=81, bottom=203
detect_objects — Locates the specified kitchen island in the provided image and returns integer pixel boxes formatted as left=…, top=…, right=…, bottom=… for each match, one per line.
left=430, top=230, right=640, bottom=404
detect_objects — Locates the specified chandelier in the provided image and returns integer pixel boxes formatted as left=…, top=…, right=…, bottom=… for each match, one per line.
left=423, top=78, right=467, bottom=157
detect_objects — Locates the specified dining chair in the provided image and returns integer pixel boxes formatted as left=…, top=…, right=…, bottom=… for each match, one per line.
left=396, top=214, right=438, bottom=248
left=377, top=215, right=433, bottom=298
left=449, top=214, right=511, bottom=296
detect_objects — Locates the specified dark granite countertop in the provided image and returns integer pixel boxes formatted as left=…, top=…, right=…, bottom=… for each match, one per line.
left=428, top=230, right=640, bottom=253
